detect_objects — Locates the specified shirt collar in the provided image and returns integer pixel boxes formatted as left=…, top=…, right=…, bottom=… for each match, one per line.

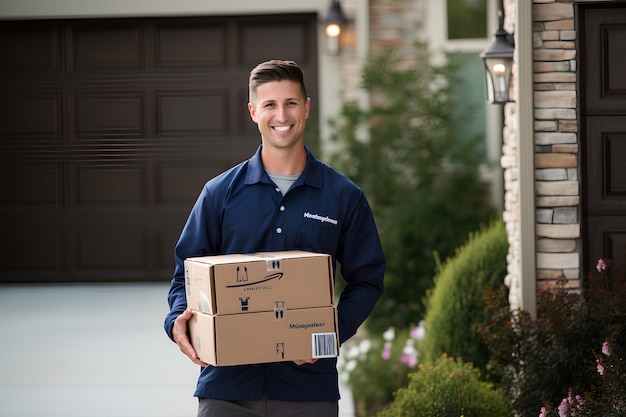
left=245, top=145, right=322, bottom=189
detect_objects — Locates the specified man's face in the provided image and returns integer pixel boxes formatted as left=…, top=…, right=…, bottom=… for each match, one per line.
left=248, top=80, right=310, bottom=150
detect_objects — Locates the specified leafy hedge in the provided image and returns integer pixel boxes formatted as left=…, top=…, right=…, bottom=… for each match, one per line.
left=378, top=355, right=512, bottom=417
left=420, top=219, right=508, bottom=371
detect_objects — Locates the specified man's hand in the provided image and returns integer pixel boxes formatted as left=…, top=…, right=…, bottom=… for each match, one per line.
left=173, top=309, right=208, bottom=366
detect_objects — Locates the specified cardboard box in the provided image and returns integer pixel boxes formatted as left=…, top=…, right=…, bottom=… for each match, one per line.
left=184, top=251, right=334, bottom=315
left=188, top=306, right=339, bottom=366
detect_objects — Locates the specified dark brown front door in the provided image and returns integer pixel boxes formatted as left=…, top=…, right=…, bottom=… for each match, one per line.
left=579, top=3, right=626, bottom=274
left=0, top=15, right=318, bottom=283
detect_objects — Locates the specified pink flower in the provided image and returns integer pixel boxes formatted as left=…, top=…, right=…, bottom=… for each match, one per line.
left=558, top=398, right=568, bottom=417
left=410, top=321, right=425, bottom=341
left=400, top=353, right=414, bottom=366
left=557, top=388, right=584, bottom=416
left=381, top=346, right=391, bottom=360
left=602, top=340, right=611, bottom=356
left=539, top=407, right=547, bottom=417
left=596, top=359, right=604, bottom=376
left=596, top=257, right=607, bottom=272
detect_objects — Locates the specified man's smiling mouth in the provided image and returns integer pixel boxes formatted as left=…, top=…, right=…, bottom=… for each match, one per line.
left=273, top=125, right=291, bottom=132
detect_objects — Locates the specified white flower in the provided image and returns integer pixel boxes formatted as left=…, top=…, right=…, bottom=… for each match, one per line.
left=383, top=327, right=396, bottom=342
left=358, top=338, right=372, bottom=355
left=402, top=344, right=417, bottom=356
left=346, top=345, right=360, bottom=360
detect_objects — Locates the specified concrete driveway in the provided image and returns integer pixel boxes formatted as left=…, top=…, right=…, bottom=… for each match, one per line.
left=0, top=284, right=354, bottom=417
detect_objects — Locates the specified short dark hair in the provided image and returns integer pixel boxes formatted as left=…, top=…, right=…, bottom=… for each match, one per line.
left=249, top=60, right=307, bottom=105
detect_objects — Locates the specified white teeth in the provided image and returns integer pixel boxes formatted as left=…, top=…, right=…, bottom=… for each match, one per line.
left=273, top=125, right=291, bottom=132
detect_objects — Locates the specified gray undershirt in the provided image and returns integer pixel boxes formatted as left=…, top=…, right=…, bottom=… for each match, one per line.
left=266, top=170, right=301, bottom=195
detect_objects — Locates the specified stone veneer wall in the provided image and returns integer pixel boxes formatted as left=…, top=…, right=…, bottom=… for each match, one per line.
left=532, top=0, right=581, bottom=292
left=368, top=0, right=426, bottom=58
left=503, top=0, right=616, bottom=309
left=338, top=0, right=427, bottom=104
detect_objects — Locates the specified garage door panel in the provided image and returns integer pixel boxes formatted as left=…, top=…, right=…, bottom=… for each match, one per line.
left=0, top=22, right=60, bottom=74
left=75, top=93, right=145, bottom=139
left=157, top=91, right=228, bottom=135
left=156, top=22, right=227, bottom=68
left=0, top=163, right=64, bottom=207
left=239, top=88, right=259, bottom=134
left=154, top=213, right=186, bottom=269
left=74, top=164, right=145, bottom=206
left=72, top=22, right=142, bottom=71
left=240, top=22, right=309, bottom=65
left=75, top=216, right=146, bottom=269
left=0, top=214, right=66, bottom=270
left=0, top=95, right=61, bottom=140
left=156, top=160, right=231, bottom=204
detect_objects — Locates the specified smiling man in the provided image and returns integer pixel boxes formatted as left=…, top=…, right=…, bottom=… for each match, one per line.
left=164, top=59, right=386, bottom=417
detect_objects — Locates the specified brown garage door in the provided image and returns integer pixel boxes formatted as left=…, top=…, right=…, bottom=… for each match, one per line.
left=0, top=14, right=319, bottom=283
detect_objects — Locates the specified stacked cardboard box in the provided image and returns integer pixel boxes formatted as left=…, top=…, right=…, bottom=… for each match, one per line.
left=185, top=250, right=339, bottom=366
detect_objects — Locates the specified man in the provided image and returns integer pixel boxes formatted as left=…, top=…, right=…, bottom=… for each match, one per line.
left=164, top=59, right=385, bottom=417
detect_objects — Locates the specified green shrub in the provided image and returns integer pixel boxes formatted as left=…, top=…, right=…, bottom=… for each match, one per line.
left=420, top=219, right=508, bottom=371
left=378, top=355, right=512, bottom=417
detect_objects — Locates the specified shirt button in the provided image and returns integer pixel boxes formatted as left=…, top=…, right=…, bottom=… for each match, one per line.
left=279, top=205, right=285, bottom=212
left=276, top=227, right=282, bottom=234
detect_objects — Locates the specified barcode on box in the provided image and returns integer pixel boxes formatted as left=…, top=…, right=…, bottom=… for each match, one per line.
left=312, top=332, right=338, bottom=358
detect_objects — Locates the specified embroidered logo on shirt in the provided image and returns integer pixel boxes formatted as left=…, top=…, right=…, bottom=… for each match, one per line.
left=303, top=212, right=339, bottom=225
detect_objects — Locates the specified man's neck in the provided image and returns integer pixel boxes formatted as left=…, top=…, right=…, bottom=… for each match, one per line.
left=261, top=144, right=307, bottom=175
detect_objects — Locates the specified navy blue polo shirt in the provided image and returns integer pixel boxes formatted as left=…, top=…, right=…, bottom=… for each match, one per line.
left=165, top=145, right=385, bottom=402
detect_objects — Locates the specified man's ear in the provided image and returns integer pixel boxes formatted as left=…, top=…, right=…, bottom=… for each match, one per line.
left=248, top=103, right=258, bottom=123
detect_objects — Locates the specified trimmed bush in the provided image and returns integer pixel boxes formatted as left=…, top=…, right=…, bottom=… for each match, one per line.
left=378, top=355, right=512, bottom=417
left=420, top=219, right=508, bottom=371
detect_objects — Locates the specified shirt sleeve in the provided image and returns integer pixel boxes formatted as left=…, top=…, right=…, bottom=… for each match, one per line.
left=163, top=183, right=222, bottom=340
left=335, top=191, right=386, bottom=344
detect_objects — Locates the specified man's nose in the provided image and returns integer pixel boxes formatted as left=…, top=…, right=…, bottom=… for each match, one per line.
left=275, top=105, right=288, bottom=122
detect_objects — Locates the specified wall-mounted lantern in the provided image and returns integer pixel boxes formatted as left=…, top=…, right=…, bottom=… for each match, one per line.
left=480, top=11, right=515, bottom=104
left=323, top=0, right=347, bottom=55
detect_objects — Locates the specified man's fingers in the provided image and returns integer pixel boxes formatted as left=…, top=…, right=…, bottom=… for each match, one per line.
left=179, top=340, right=208, bottom=366
left=173, top=309, right=208, bottom=366
left=293, top=358, right=319, bottom=365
